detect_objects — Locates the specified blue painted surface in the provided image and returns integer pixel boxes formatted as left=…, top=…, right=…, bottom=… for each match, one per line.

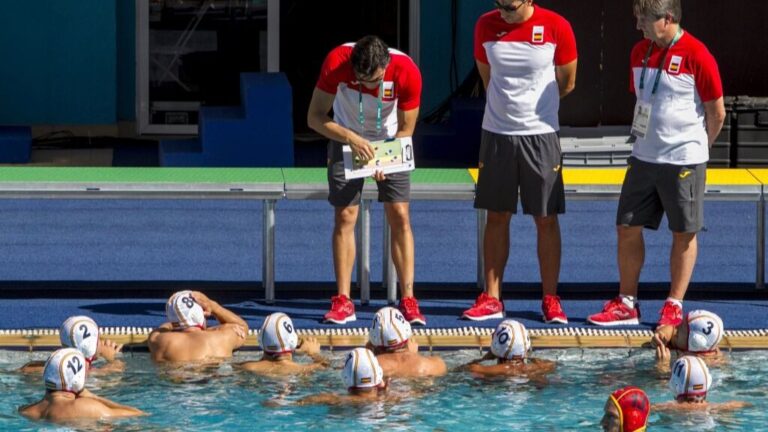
left=0, top=1, right=117, bottom=124
left=0, top=126, right=32, bottom=163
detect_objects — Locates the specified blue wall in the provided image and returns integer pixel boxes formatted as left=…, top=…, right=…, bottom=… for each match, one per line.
left=418, top=0, right=489, bottom=116
left=0, top=1, right=118, bottom=125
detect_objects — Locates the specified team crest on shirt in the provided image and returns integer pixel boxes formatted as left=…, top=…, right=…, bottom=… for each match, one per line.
left=383, top=81, right=395, bottom=100
left=668, top=55, right=683, bottom=74
left=532, top=26, right=545, bottom=44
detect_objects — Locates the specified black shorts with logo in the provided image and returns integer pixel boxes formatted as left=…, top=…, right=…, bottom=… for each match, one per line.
left=474, top=129, right=565, bottom=216
left=327, top=140, right=410, bottom=207
left=616, top=156, right=706, bottom=232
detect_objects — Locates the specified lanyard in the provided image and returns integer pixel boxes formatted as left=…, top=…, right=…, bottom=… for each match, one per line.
left=358, top=80, right=384, bottom=135
left=639, top=27, right=683, bottom=96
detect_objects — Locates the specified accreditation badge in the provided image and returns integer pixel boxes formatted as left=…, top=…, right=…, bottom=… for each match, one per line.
left=631, top=101, right=652, bottom=139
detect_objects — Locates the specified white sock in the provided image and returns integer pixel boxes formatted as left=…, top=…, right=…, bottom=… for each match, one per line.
left=666, top=297, right=683, bottom=308
left=620, top=295, right=636, bottom=308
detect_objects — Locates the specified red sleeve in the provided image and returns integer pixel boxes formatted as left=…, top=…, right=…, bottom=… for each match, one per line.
left=396, top=58, right=422, bottom=111
left=692, top=48, right=723, bottom=102
left=628, top=42, right=645, bottom=94
left=474, top=13, right=493, bottom=64
left=554, top=17, right=577, bottom=66
left=315, top=47, right=348, bottom=94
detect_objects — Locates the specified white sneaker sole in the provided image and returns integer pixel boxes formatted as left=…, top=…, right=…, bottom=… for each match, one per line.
left=324, top=314, right=357, bottom=325
left=408, top=318, right=426, bottom=326
left=462, top=312, right=504, bottom=321
left=544, top=316, right=568, bottom=324
left=587, top=317, right=639, bottom=326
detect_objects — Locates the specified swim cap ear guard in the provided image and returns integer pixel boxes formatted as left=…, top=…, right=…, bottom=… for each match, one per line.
left=490, top=319, right=531, bottom=360
left=59, top=316, right=99, bottom=362
left=369, top=307, right=412, bottom=350
left=258, top=312, right=299, bottom=354
left=342, top=348, right=384, bottom=390
left=166, top=290, right=206, bottom=329
left=44, top=348, right=87, bottom=394
left=669, top=355, right=712, bottom=402
left=609, top=386, right=650, bottom=432
left=686, top=310, right=723, bottom=353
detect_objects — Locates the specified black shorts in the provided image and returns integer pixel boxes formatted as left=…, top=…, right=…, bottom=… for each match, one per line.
left=474, top=130, right=565, bottom=216
left=616, top=156, right=706, bottom=232
left=327, top=140, right=410, bottom=207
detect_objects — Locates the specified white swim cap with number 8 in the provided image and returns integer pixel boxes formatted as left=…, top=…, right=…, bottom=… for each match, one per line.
left=166, top=290, right=206, bottom=329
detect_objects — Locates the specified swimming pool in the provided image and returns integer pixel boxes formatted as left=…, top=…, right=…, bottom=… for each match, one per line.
left=2, top=348, right=766, bottom=431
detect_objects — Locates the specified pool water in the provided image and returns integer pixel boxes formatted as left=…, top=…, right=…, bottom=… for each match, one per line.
left=1, top=348, right=766, bottom=431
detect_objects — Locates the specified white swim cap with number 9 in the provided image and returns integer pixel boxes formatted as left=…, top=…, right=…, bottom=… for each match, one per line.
left=669, top=355, right=712, bottom=401
left=491, top=319, right=531, bottom=360
left=342, top=347, right=384, bottom=389
left=686, top=310, right=724, bottom=353
left=166, top=290, right=206, bottom=329
left=258, top=312, right=298, bottom=354
left=44, top=348, right=87, bottom=394
left=59, top=316, right=99, bottom=361
left=369, top=307, right=412, bottom=349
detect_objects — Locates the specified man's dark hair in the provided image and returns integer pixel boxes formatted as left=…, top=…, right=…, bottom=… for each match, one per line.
left=351, top=35, right=390, bottom=78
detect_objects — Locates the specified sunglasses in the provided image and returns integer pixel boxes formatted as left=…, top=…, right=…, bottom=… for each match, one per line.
left=495, top=0, right=528, bottom=13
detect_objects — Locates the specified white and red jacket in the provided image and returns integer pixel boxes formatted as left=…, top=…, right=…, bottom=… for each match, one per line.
left=630, top=31, right=723, bottom=165
left=475, top=7, right=577, bottom=136
left=316, top=44, right=422, bottom=142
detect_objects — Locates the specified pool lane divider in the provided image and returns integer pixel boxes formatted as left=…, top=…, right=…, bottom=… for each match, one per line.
left=1, top=328, right=767, bottom=350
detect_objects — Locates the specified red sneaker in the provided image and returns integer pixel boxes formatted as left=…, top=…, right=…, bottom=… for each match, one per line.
left=461, top=292, right=504, bottom=321
left=657, top=300, right=683, bottom=327
left=587, top=297, right=640, bottom=326
left=542, top=295, right=568, bottom=324
left=323, top=295, right=356, bottom=324
left=398, top=296, right=426, bottom=326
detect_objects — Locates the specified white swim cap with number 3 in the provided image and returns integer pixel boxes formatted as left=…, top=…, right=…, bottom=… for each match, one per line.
left=686, top=310, right=724, bottom=353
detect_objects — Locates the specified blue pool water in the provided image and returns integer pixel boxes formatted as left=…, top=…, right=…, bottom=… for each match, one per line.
left=1, top=348, right=766, bottom=431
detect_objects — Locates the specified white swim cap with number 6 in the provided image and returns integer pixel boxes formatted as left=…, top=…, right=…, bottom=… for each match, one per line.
left=166, top=290, right=206, bottom=329
left=369, top=307, right=412, bottom=349
left=259, top=312, right=298, bottom=354
left=44, top=348, right=87, bottom=394
left=342, top=348, right=384, bottom=389
left=670, top=355, right=712, bottom=401
left=491, top=319, right=531, bottom=360
left=686, top=310, right=724, bottom=353
left=59, top=316, right=99, bottom=361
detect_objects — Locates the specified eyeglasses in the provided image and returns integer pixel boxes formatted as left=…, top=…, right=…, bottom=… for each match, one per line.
left=495, top=0, right=528, bottom=13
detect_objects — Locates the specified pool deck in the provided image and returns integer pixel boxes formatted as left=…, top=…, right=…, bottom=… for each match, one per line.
left=2, top=297, right=767, bottom=350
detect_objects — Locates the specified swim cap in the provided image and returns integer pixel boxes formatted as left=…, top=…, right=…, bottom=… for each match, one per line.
left=342, top=348, right=384, bottom=390
left=609, top=386, right=650, bottom=432
left=166, top=290, right=206, bottom=329
left=490, top=319, right=531, bottom=360
left=670, top=355, right=712, bottom=402
left=44, top=348, right=87, bottom=394
left=59, top=316, right=99, bottom=361
left=369, top=307, right=412, bottom=350
left=686, top=310, right=723, bottom=353
left=258, top=312, right=298, bottom=354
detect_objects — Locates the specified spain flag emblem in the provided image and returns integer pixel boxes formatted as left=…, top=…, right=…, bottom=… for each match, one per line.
left=532, top=26, right=544, bottom=44
left=668, top=55, right=683, bottom=74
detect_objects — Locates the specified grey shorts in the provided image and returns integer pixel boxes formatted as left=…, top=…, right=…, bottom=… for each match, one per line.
left=616, top=156, right=706, bottom=232
left=474, top=130, right=565, bottom=216
left=327, top=140, right=410, bottom=207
